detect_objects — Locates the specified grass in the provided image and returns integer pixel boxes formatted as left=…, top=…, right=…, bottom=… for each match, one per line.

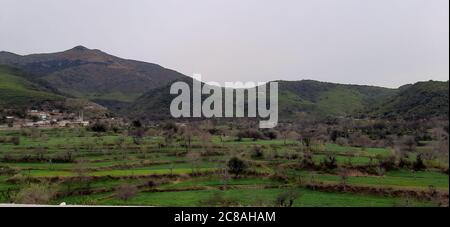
left=0, top=128, right=447, bottom=207
left=293, top=170, right=449, bottom=190
left=317, top=88, right=364, bottom=116
left=159, top=177, right=277, bottom=190
left=0, top=66, right=63, bottom=107
left=55, top=188, right=434, bottom=207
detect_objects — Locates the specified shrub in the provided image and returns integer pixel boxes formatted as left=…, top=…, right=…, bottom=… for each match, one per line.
left=0, top=136, right=20, bottom=145
left=349, top=134, right=372, bottom=149
left=89, top=122, right=108, bottom=133
left=161, top=122, right=178, bottom=133
left=402, top=136, right=417, bottom=152
left=335, top=137, right=349, bottom=146
left=0, top=165, right=18, bottom=175
left=338, top=168, right=349, bottom=186
left=270, top=166, right=289, bottom=183
left=14, top=183, right=55, bottom=204
left=251, top=145, right=264, bottom=159
left=275, top=189, right=301, bottom=207
left=321, top=154, right=338, bottom=171
left=131, top=120, right=142, bottom=128
left=300, top=152, right=315, bottom=169
left=236, top=129, right=265, bottom=141
left=379, top=155, right=398, bottom=171
left=398, top=157, right=412, bottom=169
left=413, top=154, right=426, bottom=171
left=227, top=157, right=247, bottom=178
left=263, top=129, right=278, bottom=140
left=207, top=127, right=222, bottom=135
left=115, top=184, right=138, bottom=201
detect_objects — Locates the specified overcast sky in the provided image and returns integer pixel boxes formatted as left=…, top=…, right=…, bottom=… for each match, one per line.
left=0, top=0, right=448, bottom=88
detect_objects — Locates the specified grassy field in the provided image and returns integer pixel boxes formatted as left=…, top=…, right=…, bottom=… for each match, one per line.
left=0, top=128, right=448, bottom=207
left=55, top=188, right=433, bottom=207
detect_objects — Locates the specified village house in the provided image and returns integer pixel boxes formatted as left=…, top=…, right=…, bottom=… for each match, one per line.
left=22, top=110, right=90, bottom=128
left=28, top=110, right=49, bottom=121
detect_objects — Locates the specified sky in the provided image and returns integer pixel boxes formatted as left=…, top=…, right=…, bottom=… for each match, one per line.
left=0, top=0, right=448, bottom=88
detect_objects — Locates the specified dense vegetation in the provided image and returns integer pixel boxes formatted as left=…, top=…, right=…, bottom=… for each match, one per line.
left=367, top=81, right=449, bottom=119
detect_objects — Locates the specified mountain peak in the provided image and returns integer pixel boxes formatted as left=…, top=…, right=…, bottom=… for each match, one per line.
left=71, top=45, right=90, bottom=51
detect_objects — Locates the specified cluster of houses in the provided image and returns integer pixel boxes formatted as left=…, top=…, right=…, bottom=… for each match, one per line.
left=2, top=110, right=90, bottom=129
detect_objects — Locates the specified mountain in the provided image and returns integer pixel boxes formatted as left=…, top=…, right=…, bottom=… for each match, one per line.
left=2, top=47, right=447, bottom=122
left=126, top=79, right=397, bottom=120
left=0, top=46, right=188, bottom=103
left=276, top=80, right=396, bottom=118
left=127, top=79, right=449, bottom=121
left=0, top=65, right=64, bottom=109
left=366, top=80, right=449, bottom=119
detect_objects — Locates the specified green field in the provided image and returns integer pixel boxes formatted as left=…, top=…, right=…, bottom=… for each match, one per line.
left=0, top=127, right=448, bottom=207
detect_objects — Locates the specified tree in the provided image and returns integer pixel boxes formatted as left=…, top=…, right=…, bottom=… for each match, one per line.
left=129, top=128, right=145, bottom=145
left=199, top=131, right=212, bottom=153
left=350, top=134, right=371, bottom=150
left=321, top=153, right=338, bottom=171
left=301, top=137, right=311, bottom=151
left=73, top=159, right=91, bottom=190
left=227, top=157, right=247, bottom=178
left=179, top=126, right=195, bottom=152
left=413, top=154, right=426, bottom=171
left=131, top=120, right=142, bottom=128
left=162, top=130, right=175, bottom=148
left=402, top=136, right=417, bottom=152
left=187, top=152, right=201, bottom=175
left=90, top=122, right=107, bottom=133
left=300, top=151, right=315, bottom=169
left=14, top=183, right=55, bottom=204
left=115, top=184, right=138, bottom=201
left=338, top=168, right=349, bottom=188
left=275, top=189, right=301, bottom=207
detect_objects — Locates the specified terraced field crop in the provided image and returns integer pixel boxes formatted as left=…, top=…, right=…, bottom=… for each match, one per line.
left=0, top=128, right=448, bottom=207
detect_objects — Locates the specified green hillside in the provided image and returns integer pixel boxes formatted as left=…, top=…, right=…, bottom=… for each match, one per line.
left=367, top=80, right=449, bottom=119
left=277, top=80, right=396, bottom=118
left=0, top=65, right=63, bottom=108
left=126, top=79, right=397, bottom=120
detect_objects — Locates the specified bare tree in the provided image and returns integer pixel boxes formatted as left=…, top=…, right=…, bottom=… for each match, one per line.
left=14, top=183, right=56, bottom=204
left=115, top=184, right=138, bottom=201
left=73, top=159, right=91, bottom=190
left=402, top=136, right=417, bottom=152
left=187, top=152, right=201, bottom=175
left=338, top=168, right=350, bottom=189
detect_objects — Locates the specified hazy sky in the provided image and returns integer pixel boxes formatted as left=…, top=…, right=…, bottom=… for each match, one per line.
left=0, top=0, right=448, bottom=88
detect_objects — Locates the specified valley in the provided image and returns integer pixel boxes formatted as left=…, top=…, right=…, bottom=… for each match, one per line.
left=0, top=47, right=448, bottom=207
